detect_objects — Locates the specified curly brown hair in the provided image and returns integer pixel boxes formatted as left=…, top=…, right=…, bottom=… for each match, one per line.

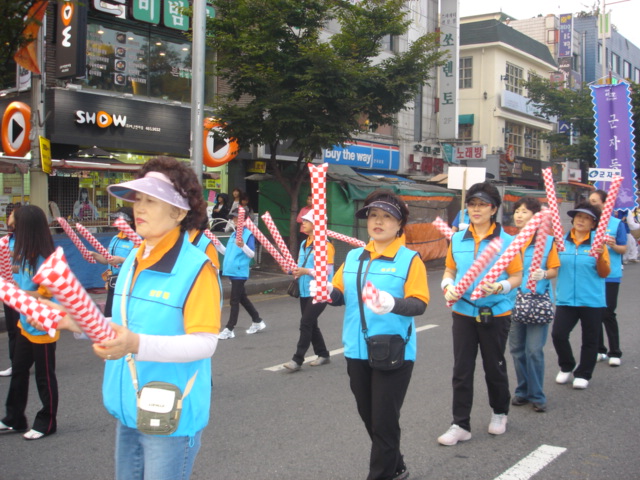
left=138, top=156, right=207, bottom=231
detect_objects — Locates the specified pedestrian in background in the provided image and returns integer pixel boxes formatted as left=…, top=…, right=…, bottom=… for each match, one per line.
left=0, top=203, right=20, bottom=377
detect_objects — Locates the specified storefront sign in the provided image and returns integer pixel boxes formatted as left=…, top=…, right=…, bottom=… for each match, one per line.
left=322, top=141, right=399, bottom=171
left=39, top=136, right=52, bottom=174
left=588, top=168, right=622, bottom=181
left=56, top=1, right=88, bottom=78
left=438, top=0, right=459, bottom=140
left=455, top=145, right=486, bottom=161
left=558, top=14, right=573, bottom=58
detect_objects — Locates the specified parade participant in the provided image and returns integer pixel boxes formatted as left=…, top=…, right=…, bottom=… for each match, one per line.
left=296, top=193, right=313, bottom=243
left=588, top=190, right=626, bottom=366
left=451, top=208, right=469, bottom=232
left=0, top=204, right=20, bottom=377
left=91, top=206, right=136, bottom=317
left=73, top=187, right=99, bottom=221
left=552, top=202, right=610, bottom=390
left=189, top=219, right=221, bottom=273
left=218, top=207, right=266, bottom=339
left=282, top=211, right=333, bottom=372
left=509, top=198, right=560, bottom=413
left=0, top=205, right=58, bottom=440
left=314, top=189, right=429, bottom=480
left=438, top=181, right=522, bottom=446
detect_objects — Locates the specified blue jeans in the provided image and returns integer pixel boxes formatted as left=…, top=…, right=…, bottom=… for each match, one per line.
left=115, top=421, right=202, bottom=480
left=509, top=321, right=549, bottom=405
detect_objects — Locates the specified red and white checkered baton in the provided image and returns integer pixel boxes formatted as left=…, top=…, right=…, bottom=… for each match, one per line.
left=0, top=277, right=63, bottom=337
left=76, top=223, right=113, bottom=262
left=113, top=217, right=142, bottom=247
left=433, top=216, right=454, bottom=240
left=236, top=206, right=246, bottom=239
left=471, top=210, right=545, bottom=300
left=33, top=247, right=115, bottom=343
left=542, top=168, right=565, bottom=252
left=0, top=236, right=14, bottom=284
left=447, top=236, right=502, bottom=308
left=244, top=217, right=289, bottom=271
left=327, top=230, right=366, bottom=248
left=308, top=163, right=331, bottom=303
left=362, top=281, right=382, bottom=309
left=261, top=212, right=297, bottom=272
left=203, top=229, right=226, bottom=254
left=591, top=175, right=623, bottom=258
left=56, top=217, right=96, bottom=264
left=526, top=210, right=552, bottom=291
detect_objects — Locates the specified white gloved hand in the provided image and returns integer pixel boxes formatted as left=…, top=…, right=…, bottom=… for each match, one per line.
left=530, top=268, right=546, bottom=281
left=481, top=282, right=504, bottom=295
left=309, top=279, right=333, bottom=297
left=458, top=222, right=469, bottom=230
left=365, top=290, right=395, bottom=315
left=443, top=284, right=461, bottom=302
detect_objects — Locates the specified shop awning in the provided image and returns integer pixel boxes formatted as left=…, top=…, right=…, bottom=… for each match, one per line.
left=356, top=171, right=415, bottom=183
left=503, top=186, right=562, bottom=203
left=458, top=114, right=474, bottom=125
left=52, top=159, right=141, bottom=172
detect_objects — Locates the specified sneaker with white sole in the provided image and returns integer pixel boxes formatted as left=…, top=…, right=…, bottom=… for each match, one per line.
left=555, top=371, right=572, bottom=384
left=609, top=357, right=621, bottom=367
left=572, top=378, right=589, bottom=389
left=0, top=367, right=12, bottom=377
left=218, top=328, right=235, bottom=340
left=596, top=353, right=608, bottom=362
left=246, top=320, right=266, bottom=335
left=437, top=424, right=472, bottom=446
left=488, top=413, right=507, bottom=435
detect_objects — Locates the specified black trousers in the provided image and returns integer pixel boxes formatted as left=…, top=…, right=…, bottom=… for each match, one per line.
left=225, top=279, right=260, bottom=330
left=2, top=303, right=20, bottom=364
left=292, top=297, right=329, bottom=365
left=598, top=282, right=622, bottom=358
left=2, top=331, right=58, bottom=434
left=346, top=358, right=413, bottom=480
left=552, top=305, right=603, bottom=380
left=451, top=312, right=511, bottom=432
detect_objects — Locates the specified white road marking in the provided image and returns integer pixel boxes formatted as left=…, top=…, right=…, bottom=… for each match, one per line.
left=264, top=324, right=439, bottom=371
left=493, top=444, right=567, bottom=480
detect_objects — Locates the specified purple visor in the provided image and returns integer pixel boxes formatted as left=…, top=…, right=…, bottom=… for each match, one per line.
left=107, top=172, right=190, bottom=210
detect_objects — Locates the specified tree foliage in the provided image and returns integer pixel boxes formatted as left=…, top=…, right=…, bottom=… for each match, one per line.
left=0, top=1, right=41, bottom=82
left=207, top=0, right=445, bottom=251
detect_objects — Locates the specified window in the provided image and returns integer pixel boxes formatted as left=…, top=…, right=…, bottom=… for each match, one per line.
left=524, top=127, right=542, bottom=159
left=635, top=68, right=640, bottom=83
left=458, top=124, right=473, bottom=142
left=623, top=61, right=631, bottom=79
left=612, top=53, right=621, bottom=74
left=459, top=57, right=472, bottom=89
left=504, top=121, right=523, bottom=156
left=505, top=63, right=523, bottom=95
left=598, top=43, right=602, bottom=64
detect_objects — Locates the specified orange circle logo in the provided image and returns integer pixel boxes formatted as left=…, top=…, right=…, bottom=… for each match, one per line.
left=96, top=111, right=113, bottom=128
left=203, top=119, right=239, bottom=167
left=1, top=102, right=31, bottom=157
left=61, top=2, right=74, bottom=26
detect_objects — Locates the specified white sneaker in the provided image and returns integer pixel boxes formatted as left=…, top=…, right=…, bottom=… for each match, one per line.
left=246, top=320, right=266, bottom=335
left=596, top=353, right=609, bottom=362
left=609, top=357, right=621, bottom=367
left=437, top=424, right=471, bottom=446
left=555, top=371, right=572, bottom=384
left=573, top=378, right=589, bottom=389
left=218, top=328, right=235, bottom=340
left=488, top=413, right=507, bottom=435
left=0, top=367, right=12, bottom=377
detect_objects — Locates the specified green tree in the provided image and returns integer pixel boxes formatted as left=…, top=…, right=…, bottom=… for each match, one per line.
left=207, top=0, right=444, bottom=252
left=0, top=1, right=43, bottom=83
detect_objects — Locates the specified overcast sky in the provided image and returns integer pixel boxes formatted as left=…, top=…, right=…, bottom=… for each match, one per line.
left=459, top=0, right=640, bottom=48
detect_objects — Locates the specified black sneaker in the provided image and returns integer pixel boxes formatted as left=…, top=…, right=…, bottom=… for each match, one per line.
left=392, top=457, right=409, bottom=480
left=511, top=396, right=529, bottom=406
left=532, top=402, right=547, bottom=413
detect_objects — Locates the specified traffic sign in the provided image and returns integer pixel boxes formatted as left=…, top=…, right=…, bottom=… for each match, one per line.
left=588, top=168, right=621, bottom=181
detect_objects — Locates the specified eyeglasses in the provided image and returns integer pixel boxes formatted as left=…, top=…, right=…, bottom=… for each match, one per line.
left=467, top=201, right=492, bottom=209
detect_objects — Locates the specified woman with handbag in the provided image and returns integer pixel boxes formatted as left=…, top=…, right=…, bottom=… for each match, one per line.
left=438, top=181, right=523, bottom=446
left=509, top=198, right=560, bottom=413
left=312, top=189, right=429, bottom=480
left=282, top=210, right=333, bottom=371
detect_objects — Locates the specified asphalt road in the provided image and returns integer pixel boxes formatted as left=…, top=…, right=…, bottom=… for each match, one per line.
left=1, top=263, right=639, bottom=479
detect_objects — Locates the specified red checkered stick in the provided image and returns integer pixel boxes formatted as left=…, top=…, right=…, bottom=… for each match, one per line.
left=327, top=230, right=366, bottom=248
left=56, top=217, right=96, bottom=263
left=236, top=206, right=246, bottom=239
left=526, top=210, right=552, bottom=291
left=308, top=163, right=331, bottom=303
left=590, top=175, right=623, bottom=259
left=261, top=212, right=297, bottom=272
left=362, top=281, right=382, bottom=309
left=75, top=223, right=113, bottom=262
left=33, top=247, right=115, bottom=343
left=0, top=277, right=63, bottom=337
left=471, top=211, right=545, bottom=300
left=203, top=229, right=226, bottom=254
left=542, top=168, right=565, bottom=252
left=433, top=216, right=454, bottom=240
left=244, top=217, right=289, bottom=271
left=447, top=236, right=503, bottom=308
left=0, top=236, right=14, bottom=283
left=113, top=217, right=142, bottom=247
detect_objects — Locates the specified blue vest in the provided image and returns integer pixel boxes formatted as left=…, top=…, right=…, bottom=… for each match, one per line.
left=16, top=255, right=48, bottom=337
left=103, top=233, right=212, bottom=437
left=222, top=229, right=253, bottom=279
left=555, top=231, right=606, bottom=308
left=191, top=230, right=223, bottom=305
left=108, top=235, right=135, bottom=276
left=297, top=240, right=333, bottom=298
left=450, top=224, right=517, bottom=317
left=521, top=234, right=555, bottom=300
left=605, top=217, right=623, bottom=280
left=341, top=246, right=419, bottom=361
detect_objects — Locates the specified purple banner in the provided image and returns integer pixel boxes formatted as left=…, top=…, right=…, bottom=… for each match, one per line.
left=590, top=83, right=638, bottom=210
left=558, top=14, right=573, bottom=58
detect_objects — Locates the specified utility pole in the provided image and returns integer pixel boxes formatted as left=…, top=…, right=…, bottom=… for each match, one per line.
left=190, top=0, right=206, bottom=184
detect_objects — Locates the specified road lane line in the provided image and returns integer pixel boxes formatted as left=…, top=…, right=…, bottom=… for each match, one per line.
left=493, top=444, right=567, bottom=480
left=264, top=324, right=439, bottom=372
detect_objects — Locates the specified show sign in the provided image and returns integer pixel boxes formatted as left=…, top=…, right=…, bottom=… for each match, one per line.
left=322, top=140, right=399, bottom=171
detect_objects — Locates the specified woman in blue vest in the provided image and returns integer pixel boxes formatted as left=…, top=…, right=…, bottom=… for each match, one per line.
left=282, top=210, right=333, bottom=371
left=44, top=157, right=221, bottom=479
left=552, top=202, right=610, bottom=390
left=439, top=181, right=522, bottom=446
left=0, top=203, right=20, bottom=377
left=314, top=189, right=429, bottom=480
left=509, top=197, right=560, bottom=413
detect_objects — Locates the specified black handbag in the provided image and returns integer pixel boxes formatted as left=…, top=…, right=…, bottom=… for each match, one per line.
left=513, top=289, right=554, bottom=325
left=287, top=280, right=300, bottom=298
